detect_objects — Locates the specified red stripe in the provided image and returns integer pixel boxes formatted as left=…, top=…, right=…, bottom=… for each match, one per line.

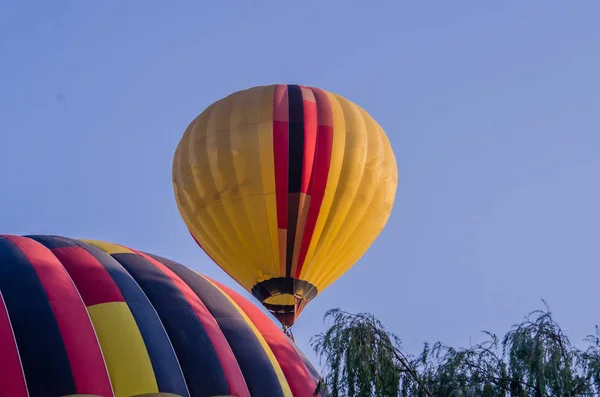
left=51, top=246, right=125, bottom=306
left=295, top=87, right=334, bottom=277
left=0, top=291, right=28, bottom=397
left=5, top=236, right=113, bottom=397
left=273, top=84, right=289, bottom=229
left=209, top=278, right=319, bottom=397
left=132, top=249, right=250, bottom=397
left=300, top=87, right=318, bottom=193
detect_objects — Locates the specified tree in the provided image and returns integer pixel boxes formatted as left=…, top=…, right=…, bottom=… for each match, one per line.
left=311, top=301, right=600, bottom=396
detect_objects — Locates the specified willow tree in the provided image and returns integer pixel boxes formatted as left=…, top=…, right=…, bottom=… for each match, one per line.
left=312, top=302, right=600, bottom=396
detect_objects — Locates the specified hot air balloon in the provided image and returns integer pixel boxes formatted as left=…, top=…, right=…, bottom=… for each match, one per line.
left=0, top=234, right=325, bottom=397
left=172, top=84, right=398, bottom=330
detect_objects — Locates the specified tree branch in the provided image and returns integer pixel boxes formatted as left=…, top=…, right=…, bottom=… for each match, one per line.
left=372, top=327, right=434, bottom=397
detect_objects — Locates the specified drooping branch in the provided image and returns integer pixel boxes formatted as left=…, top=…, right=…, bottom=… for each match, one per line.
left=312, top=302, right=600, bottom=396
left=312, top=308, right=433, bottom=397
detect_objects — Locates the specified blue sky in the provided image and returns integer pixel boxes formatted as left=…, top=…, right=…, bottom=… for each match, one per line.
left=2, top=1, right=599, bottom=368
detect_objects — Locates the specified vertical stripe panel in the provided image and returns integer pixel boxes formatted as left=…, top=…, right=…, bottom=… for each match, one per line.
left=107, top=249, right=244, bottom=397
left=204, top=94, right=261, bottom=285
left=86, top=301, right=158, bottom=397
left=77, top=240, right=189, bottom=397
left=257, top=85, right=281, bottom=277
left=210, top=279, right=318, bottom=397
left=207, top=89, right=264, bottom=275
left=6, top=236, right=114, bottom=397
left=146, top=253, right=286, bottom=397
left=273, top=84, right=290, bottom=229
left=286, top=84, right=305, bottom=276
left=174, top=103, right=250, bottom=284
left=273, top=84, right=289, bottom=277
left=227, top=86, right=278, bottom=279
left=50, top=246, right=125, bottom=306
left=0, top=235, right=76, bottom=397
left=0, top=290, right=28, bottom=397
left=295, top=87, right=334, bottom=278
left=133, top=251, right=249, bottom=397
left=289, top=86, right=318, bottom=276
left=299, top=86, right=318, bottom=194
left=287, top=84, right=305, bottom=194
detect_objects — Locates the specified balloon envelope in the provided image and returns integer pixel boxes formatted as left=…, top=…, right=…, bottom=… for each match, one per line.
left=173, top=84, right=398, bottom=326
left=0, top=234, right=323, bottom=397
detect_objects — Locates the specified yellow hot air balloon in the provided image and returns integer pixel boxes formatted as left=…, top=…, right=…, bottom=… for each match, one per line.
left=173, top=84, right=397, bottom=328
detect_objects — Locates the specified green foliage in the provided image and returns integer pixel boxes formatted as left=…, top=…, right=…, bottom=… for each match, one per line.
left=311, top=302, right=600, bottom=396
left=311, top=309, right=402, bottom=397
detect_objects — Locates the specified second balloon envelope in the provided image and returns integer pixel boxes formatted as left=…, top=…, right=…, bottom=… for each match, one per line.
left=172, top=84, right=398, bottom=328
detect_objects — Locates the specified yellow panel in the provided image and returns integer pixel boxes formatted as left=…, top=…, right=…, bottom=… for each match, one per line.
left=176, top=85, right=281, bottom=289
left=88, top=302, right=158, bottom=397
left=190, top=93, right=257, bottom=287
left=321, top=125, right=398, bottom=289
left=173, top=105, right=240, bottom=274
left=205, top=90, right=263, bottom=282
left=80, top=240, right=134, bottom=255
left=312, top=103, right=385, bottom=287
left=199, top=274, right=293, bottom=397
left=257, top=85, right=280, bottom=277
left=226, top=86, right=278, bottom=279
left=176, top=100, right=253, bottom=282
left=301, top=93, right=368, bottom=288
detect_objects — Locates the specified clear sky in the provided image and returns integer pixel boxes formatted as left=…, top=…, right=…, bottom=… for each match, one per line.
left=2, top=1, right=599, bottom=369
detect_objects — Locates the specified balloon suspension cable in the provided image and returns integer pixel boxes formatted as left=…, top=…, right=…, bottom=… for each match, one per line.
left=282, top=324, right=295, bottom=342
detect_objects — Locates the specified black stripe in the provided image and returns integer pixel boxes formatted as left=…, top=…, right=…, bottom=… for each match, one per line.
left=112, top=252, right=229, bottom=397
left=287, top=84, right=304, bottom=194
left=0, top=237, right=76, bottom=397
left=148, top=253, right=285, bottom=397
left=286, top=84, right=304, bottom=276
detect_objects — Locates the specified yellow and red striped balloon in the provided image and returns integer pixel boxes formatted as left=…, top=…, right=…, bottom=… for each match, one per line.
left=173, top=84, right=398, bottom=326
